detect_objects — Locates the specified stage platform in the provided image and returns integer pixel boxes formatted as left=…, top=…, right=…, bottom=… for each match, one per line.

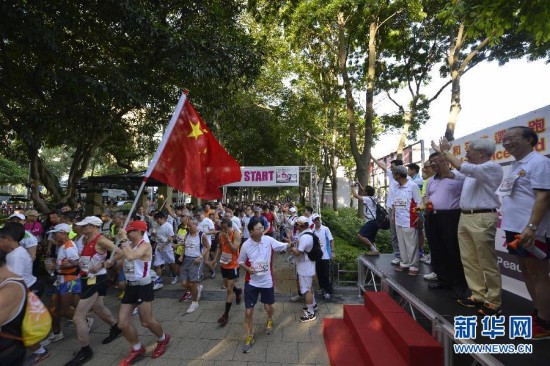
left=357, top=254, right=549, bottom=366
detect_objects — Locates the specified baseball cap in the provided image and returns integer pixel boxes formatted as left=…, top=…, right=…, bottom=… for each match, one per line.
left=296, top=216, right=309, bottom=224
left=7, top=213, right=25, bottom=221
left=289, top=207, right=297, bottom=213
left=126, top=220, right=147, bottom=233
left=25, top=210, right=39, bottom=217
left=47, top=223, right=71, bottom=234
left=75, top=216, right=103, bottom=227
left=311, top=213, right=321, bottom=221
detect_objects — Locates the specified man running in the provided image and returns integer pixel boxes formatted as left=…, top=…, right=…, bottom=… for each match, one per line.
left=217, top=218, right=242, bottom=326
left=104, top=220, right=170, bottom=365
left=238, top=219, right=292, bottom=353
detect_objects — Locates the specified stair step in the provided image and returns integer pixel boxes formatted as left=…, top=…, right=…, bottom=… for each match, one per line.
left=344, top=305, right=407, bottom=366
left=364, top=291, right=407, bottom=316
left=323, top=318, right=368, bottom=366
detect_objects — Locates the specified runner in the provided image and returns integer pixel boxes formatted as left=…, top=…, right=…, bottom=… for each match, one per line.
left=64, top=216, right=123, bottom=366
left=177, top=218, right=210, bottom=313
left=217, top=218, right=242, bottom=326
left=41, top=224, right=81, bottom=347
left=151, top=212, right=178, bottom=290
left=238, top=218, right=292, bottom=353
left=104, top=220, right=170, bottom=365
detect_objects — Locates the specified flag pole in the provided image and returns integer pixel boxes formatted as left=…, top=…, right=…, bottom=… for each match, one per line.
left=110, top=179, right=148, bottom=260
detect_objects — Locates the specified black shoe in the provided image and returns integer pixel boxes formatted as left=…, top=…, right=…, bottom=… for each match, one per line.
left=64, top=347, right=93, bottom=366
left=428, top=282, right=451, bottom=290
left=102, top=324, right=122, bottom=344
left=457, top=296, right=484, bottom=308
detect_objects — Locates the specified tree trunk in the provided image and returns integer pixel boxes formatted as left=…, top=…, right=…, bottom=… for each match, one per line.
left=445, top=71, right=461, bottom=141
left=330, top=163, right=338, bottom=211
left=396, top=111, right=412, bottom=160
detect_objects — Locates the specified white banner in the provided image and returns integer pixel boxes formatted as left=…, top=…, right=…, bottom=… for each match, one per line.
left=451, top=104, right=550, bottom=300
left=224, top=166, right=300, bottom=187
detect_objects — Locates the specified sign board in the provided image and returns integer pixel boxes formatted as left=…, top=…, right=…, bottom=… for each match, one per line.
left=224, top=166, right=300, bottom=187
left=451, top=105, right=550, bottom=300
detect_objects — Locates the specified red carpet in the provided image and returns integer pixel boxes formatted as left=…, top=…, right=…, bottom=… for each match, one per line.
left=323, top=292, right=443, bottom=366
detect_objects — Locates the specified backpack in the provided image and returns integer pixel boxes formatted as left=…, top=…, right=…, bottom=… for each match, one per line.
left=301, top=232, right=323, bottom=261
left=0, top=279, right=52, bottom=347
left=367, top=197, right=390, bottom=230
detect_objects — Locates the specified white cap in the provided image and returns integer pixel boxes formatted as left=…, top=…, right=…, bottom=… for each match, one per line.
left=47, top=223, right=71, bottom=234
left=296, top=216, right=309, bottom=224
left=7, top=213, right=25, bottom=221
left=289, top=207, right=297, bottom=213
left=311, top=213, right=321, bottom=221
left=75, top=216, right=103, bottom=227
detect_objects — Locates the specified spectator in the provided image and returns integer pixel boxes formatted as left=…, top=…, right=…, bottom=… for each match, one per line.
left=351, top=183, right=380, bottom=255
left=312, top=214, right=335, bottom=299
left=435, top=138, right=503, bottom=313
left=392, top=166, right=422, bottom=276
left=424, top=152, right=469, bottom=300
left=498, top=126, right=550, bottom=339
left=407, top=163, right=424, bottom=190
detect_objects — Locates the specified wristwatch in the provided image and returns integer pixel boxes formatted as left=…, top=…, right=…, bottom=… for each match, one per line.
left=527, top=223, right=538, bottom=231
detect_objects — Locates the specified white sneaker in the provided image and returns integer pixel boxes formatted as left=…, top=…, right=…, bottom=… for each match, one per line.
left=289, top=294, right=302, bottom=302
left=423, top=272, right=438, bottom=281
left=420, top=254, right=431, bottom=264
left=153, top=282, right=164, bottom=290
left=187, top=302, right=199, bottom=313
left=87, top=317, right=94, bottom=331
left=197, top=284, right=203, bottom=302
left=132, top=307, right=139, bottom=316
left=40, top=331, right=64, bottom=346
left=170, top=277, right=178, bottom=285
left=391, top=258, right=401, bottom=265
left=324, top=293, right=332, bottom=300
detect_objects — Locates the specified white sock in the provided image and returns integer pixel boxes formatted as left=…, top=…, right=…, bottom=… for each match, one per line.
left=307, top=304, right=315, bottom=314
left=158, top=333, right=166, bottom=342
left=132, top=343, right=142, bottom=351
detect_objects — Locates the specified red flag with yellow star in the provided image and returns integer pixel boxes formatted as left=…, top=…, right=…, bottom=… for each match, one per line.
left=144, top=93, right=241, bottom=199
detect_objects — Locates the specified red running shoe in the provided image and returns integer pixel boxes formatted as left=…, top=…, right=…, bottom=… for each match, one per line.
left=179, top=291, right=191, bottom=302
left=152, top=334, right=171, bottom=358
left=119, top=346, right=145, bottom=366
left=218, top=313, right=228, bottom=326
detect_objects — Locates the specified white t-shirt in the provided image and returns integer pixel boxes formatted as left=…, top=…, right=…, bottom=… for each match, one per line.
left=20, top=230, right=38, bottom=250
left=499, top=151, right=550, bottom=236
left=198, top=217, right=215, bottom=245
left=362, top=196, right=377, bottom=221
left=393, top=180, right=422, bottom=228
left=7, top=246, right=37, bottom=288
left=242, top=216, right=251, bottom=239
left=155, top=222, right=174, bottom=252
left=74, top=236, right=84, bottom=255
left=314, top=225, right=334, bottom=260
left=295, top=230, right=316, bottom=276
left=230, top=216, right=242, bottom=234
left=238, top=236, right=288, bottom=288
left=184, top=232, right=203, bottom=258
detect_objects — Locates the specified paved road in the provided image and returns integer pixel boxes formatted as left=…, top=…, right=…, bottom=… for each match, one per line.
left=40, top=252, right=360, bottom=366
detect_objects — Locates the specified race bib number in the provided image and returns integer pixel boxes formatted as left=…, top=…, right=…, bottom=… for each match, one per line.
left=496, top=174, right=520, bottom=197
left=185, top=241, right=196, bottom=250
left=220, top=252, right=233, bottom=265
left=394, top=197, right=407, bottom=208
left=252, top=261, right=269, bottom=276
left=79, top=256, right=91, bottom=273
left=123, top=259, right=134, bottom=276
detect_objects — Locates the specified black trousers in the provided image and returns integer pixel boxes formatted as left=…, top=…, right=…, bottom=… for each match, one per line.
left=315, top=259, right=333, bottom=295
left=425, top=210, right=469, bottom=299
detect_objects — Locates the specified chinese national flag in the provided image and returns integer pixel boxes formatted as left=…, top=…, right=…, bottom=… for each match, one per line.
left=145, top=93, right=241, bottom=199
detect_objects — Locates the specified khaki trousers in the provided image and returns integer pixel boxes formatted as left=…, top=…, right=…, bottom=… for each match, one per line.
left=458, top=212, right=502, bottom=307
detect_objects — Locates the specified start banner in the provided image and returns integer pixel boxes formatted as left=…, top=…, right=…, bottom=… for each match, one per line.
left=451, top=104, right=550, bottom=300
left=224, top=166, right=299, bottom=187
